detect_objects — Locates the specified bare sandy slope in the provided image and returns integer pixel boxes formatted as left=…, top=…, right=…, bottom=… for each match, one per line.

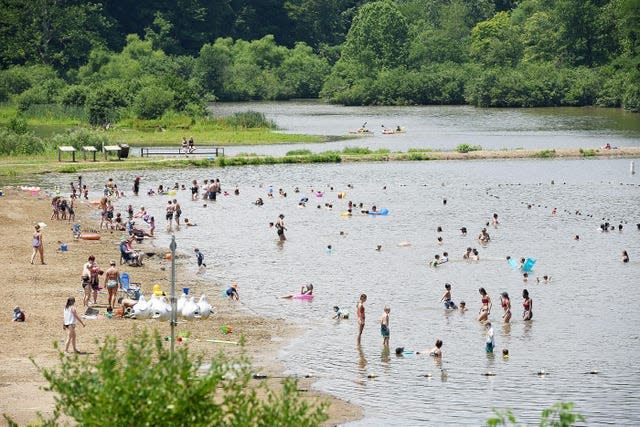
left=0, top=188, right=361, bottom=426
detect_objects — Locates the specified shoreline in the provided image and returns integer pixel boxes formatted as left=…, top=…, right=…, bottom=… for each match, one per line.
left=0, top=188, right=362, bottom=426
left=1, top=146, right=639, bottom=182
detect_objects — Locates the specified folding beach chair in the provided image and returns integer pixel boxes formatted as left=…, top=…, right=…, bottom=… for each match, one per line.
left=119, top=272, right=141, bottom=299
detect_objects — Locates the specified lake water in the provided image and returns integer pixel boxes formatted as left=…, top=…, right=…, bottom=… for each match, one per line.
left=208, top=101, right=640, bottom=156
left=41, top=103, right=640, bottom=425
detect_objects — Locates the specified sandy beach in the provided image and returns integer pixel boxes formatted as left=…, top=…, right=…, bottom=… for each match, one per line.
left=0, top=188, right=361, bottom=425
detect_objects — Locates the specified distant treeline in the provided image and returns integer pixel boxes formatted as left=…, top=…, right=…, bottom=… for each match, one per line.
left=0, top=0, right=638, bottom=121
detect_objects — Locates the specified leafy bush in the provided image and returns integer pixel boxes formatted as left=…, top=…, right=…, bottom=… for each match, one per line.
left=85, top=84, right=129, bottom=127
left=0, top=128, right=48, bottom=155
left=534, top=149, right=556, bottom=158
left=50, top=128, right=110, bottom=151
left=33, top=330, right=327, bottom=426
left=7, top=117, right=27, bottom=134
left=487, top=401, right=584, bottom=426
left=0, top=65, right=60, bottom=102
left=134, top=86, right=175, bottom=119
left=60, top=85, right=89, bottom=107
left=455, top=143, right=482, bottom=153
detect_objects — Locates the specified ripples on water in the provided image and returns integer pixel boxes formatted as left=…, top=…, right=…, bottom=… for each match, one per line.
left=208, top=102, right=640, bottom=156
left=48, top=158, right=640, bottom=425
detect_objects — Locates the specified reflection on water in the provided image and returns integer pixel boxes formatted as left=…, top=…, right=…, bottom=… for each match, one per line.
left=208, top=101, right=640, bottom=156
left=45, top=158, right=640, bottom=425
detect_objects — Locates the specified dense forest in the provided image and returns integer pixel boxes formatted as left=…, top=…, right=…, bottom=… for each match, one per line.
left=1, top=0, right=639, bottom=129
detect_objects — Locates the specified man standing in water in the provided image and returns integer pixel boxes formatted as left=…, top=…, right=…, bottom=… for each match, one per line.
left=357, top=294, right=367, bottom=344
left=276, top=214, right=287, bottom=242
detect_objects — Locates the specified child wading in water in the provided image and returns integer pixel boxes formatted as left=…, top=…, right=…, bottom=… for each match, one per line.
left=356, top=294, right=367, bottom=344
left=440, top=283, right=457, bottom=309
left=380, top=306, right=390, bottom=347
left=485, top=322, right=495, bottom=353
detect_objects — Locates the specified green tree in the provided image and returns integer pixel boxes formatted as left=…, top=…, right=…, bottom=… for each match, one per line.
left=470, top=11, right=523, bottom=66
left=85, top=83, right=128, bottom=126
left=278, top=42, right=331, bottom=97
left=284, top=0, right=363, bottom=48
left=133, top=85, right=175, bottom=119
left=521, top=12, right=560, bottom=63
left=0, top=0, right=110, bottom=71
left=33, top=331, right=327, bottom=426
left=144, top=12, right=178, bottom=54
left=194, top=38, right=233, bottom=98
left=340, top=0, right=410, bottom=69
left=553, top=0, right=612, bottom=66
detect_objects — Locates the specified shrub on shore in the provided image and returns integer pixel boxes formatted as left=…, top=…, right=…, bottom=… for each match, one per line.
left=26, top=330, right=328, bottom=426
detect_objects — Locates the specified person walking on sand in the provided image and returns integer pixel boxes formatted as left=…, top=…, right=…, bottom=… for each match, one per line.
left=63, top=297, right=85, bottom=354
left=194, top=248, right=206, bottom=268
left=30, top=224, right=45, bottom=264
left=103, top=260, right=121, bottom=309
left=356, top=293, right=367, bottom=344
left=380, top=306, right=390, bottom=347
left=276, top=214, right=287, bottom=242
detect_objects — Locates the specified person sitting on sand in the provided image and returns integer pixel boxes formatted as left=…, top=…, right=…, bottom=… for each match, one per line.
left=115, top=297, right=138, bottom=318
left=13, top=306, right=25, bottom=322
left=120, top=236, right=143, bottom=266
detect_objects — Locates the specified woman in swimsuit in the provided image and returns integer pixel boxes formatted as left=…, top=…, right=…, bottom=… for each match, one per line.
left=500, top=291, right=511, bottom=323
left=103, top=260, right=121, bottom=309
left=522, top=289, right=533, bottom=321
left=30, top=224, right=45, bottom=265
left=478, top=287, right=491, bottom=322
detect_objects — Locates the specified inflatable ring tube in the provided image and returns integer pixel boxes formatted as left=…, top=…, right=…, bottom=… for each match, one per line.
left=167, top=190, right=176, bottom=196
left=79, top=233, right=101, bottom=240
left=369, top=208, right=389, bottom=216
left=293, top=294, right=314, bottom=300
left=522, top=258, right=536, bottom=272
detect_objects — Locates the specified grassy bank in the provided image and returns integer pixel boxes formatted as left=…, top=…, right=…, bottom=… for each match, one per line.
left=2, top=146, right=639, bottom=183
left=0, top=103, right=327, bottom=146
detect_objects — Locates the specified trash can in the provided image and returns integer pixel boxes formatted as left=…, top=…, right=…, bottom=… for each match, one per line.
left=118, top=144, right=130, bottom=159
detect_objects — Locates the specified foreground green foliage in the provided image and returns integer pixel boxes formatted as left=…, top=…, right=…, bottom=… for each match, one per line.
left=29, top=331, right=327, bottom=427
left=487, top=401, right=585, bottom=427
